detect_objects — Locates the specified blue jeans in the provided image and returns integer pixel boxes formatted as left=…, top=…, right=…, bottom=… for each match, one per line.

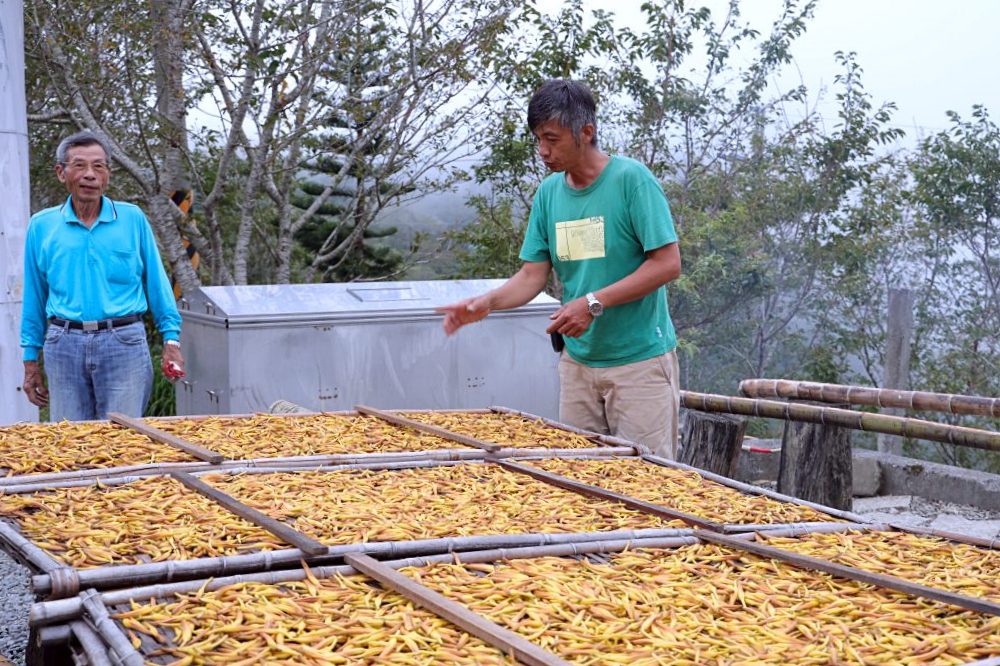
left=43, top=320, right=153, bottom=421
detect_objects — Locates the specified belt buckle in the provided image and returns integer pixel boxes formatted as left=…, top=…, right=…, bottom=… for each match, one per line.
left=82, top=320, right=99, bottom=332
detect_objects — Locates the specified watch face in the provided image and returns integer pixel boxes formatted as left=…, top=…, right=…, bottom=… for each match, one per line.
left=588, top=300, right=603, bottom=316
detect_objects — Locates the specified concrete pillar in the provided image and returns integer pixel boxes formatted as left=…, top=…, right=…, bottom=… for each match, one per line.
left=877, top=288, right=914, bottom=455
left=0, top=1, right=35, bottom=424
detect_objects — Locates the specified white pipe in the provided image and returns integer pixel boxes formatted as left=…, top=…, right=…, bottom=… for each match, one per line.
left=0, top=0, right=33, bottom=425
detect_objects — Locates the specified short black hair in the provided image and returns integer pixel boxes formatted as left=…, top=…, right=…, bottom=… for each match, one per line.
left=527, top=79, right=599, bottom=148
left=55, top=130, right=111, bottom=165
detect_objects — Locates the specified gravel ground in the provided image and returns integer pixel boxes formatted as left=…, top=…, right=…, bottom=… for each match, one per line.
left=853, top=495, right=1000, bottom=540
left=0, top=551, right=31, bottom=666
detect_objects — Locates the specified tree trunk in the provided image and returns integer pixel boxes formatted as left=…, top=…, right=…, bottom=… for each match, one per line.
left=149, top=0, right=201, bottom=295
left=777, top=400, right=852, bottom=510
left=679, top=411, right=746, bottom=478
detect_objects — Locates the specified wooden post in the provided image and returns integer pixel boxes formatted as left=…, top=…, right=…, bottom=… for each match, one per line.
left=777, top=401, right=852, bottom=510
left=679, top=411, right=747, bottom=478
left=878, top=288, right=914, bottom=456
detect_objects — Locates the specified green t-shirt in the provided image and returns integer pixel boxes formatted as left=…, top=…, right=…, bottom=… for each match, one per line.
left=520, top=156, right=678, bottom=367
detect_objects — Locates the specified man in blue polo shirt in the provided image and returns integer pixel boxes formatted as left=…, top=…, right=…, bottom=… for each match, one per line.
left=438, top=80, right=682, bottom=458
left=20, top=131, right=186, bottom=421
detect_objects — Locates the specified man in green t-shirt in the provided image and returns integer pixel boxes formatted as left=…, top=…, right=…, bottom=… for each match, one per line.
left=437, top=79, right=682, bottom=458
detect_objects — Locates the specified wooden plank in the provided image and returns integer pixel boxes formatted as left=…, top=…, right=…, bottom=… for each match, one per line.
left=355, top=405, right=501, bottom=453
left=108, top=412, right=224, bottom=464
left=694, top=530, right=1000, bottom=617
left=170, top=472, right=327, bottom=556
left=497, top=460, right=723, bottom=530
left=344, top=553, right=570, bottom=666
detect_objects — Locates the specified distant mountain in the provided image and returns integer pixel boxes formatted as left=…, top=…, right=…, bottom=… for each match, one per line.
left=371, top=187, right=482, bottom=280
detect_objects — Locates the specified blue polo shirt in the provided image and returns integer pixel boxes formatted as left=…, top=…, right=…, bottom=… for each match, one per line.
left=20, top=196, right=181, bottom=361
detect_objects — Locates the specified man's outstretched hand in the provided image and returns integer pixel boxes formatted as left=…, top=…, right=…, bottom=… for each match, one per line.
left=436, top=295, right=493, bottom=335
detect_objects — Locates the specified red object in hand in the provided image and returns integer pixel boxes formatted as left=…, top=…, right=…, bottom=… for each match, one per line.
left=164, top=361, right=185, bottom=380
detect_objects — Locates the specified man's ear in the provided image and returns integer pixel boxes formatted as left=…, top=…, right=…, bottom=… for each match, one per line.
left=54, top=164, right=66, bottom=184
left=581, top=123, right=596, bottom=146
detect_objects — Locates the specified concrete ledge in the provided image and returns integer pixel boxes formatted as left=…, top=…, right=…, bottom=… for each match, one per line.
left=734, top=444, right=1000, bottom=510
left=851, top=449, right=882, bottom=497
left=871, top=450, right=1000, bottom=512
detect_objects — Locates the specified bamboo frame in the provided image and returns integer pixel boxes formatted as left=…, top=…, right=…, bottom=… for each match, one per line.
left=489, top=406, right=647, bottom=451
left=498, top=459, right=724, bottom=530
left=0, top=445, right=635, bottom=490
left=694, top=529, right=1000, bottom=616
left=0, top=519, right=64, bottom=574
left=641, top=454, right=868, bottom=523
left=739, top=379, right=1000, bottom=418
left=70, top=620, right=112, bottom=666
left=377, top=536, right=700, bottom=569
left=80, top=589, right=144, bottom=666
left=10, top=452, right=860, bottom=599
left=171, top=471, right=327, bottom=556
left=346, top=552, right=571, bottom=666
left=32, top=563, right=359, bottom=627
left=30, top=516, right=691, bottom=596
left=36, top=534, right=1000, bottom=666
left=753, top=521, right=1000, bottom=551
left=355, top=404, right=502, bottom=452
left=108, top=412, right=224, bottom=463
left=681, top=391, right=1000, bottom=452
left=34, top=536, right=697, bottom=626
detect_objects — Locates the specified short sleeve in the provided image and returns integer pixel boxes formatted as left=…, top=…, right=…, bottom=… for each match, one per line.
left=629, top=178, right=677, bottom=252
left=519, top=188, right=551, bottom=263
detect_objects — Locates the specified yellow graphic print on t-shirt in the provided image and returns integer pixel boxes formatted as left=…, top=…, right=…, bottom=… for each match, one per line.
left=555, top=216, right=606, bottom=261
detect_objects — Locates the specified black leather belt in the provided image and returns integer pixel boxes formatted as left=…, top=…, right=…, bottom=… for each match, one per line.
left=50, top=313, right=143, bottom=332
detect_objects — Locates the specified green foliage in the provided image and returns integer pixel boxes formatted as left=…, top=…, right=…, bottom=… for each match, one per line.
left=144, top=320, right=176, bottom=417
left=446, top=197, right=527, bottom=279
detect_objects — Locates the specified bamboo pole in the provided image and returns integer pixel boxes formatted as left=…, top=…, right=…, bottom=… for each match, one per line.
left=79, top=589, right=145, bottom=666
left=32, top=528, right=692, bottom=597
left=379, top=537, right=700, bottom=569
left=752, top=523, right=886, bottom=540
left=0, top=520, right=64, bottom=573
left=32, top=564, right=358, bottom=627
left=0, top=446, right=635, bottom=490
left=886, top=524, right=1000, bottom=550
left=739, top=379, right=1000, bottom=419
left=681, top=391, right=1000, bottom=452
left=70, top=620, right=113, bottom=666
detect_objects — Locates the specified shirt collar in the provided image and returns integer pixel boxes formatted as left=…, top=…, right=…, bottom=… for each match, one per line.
left=61, top=195, right=117, bottom=226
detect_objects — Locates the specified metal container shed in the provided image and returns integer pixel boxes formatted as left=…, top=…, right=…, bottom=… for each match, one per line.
left=175, top=280, right=561, bottom=417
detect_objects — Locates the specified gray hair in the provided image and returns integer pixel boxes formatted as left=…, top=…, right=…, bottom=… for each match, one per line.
left=527, top=79, right=599, bottom=148
left=55, top=130, right=111, bottom=165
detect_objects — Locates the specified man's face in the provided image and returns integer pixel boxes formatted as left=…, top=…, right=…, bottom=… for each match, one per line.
left=55, top=143, right=110, bottom=206
left=533, top=119, right=589, bottom=173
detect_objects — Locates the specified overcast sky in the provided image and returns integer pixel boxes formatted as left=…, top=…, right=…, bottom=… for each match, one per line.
left=537, top=0, right=1000, bottom=145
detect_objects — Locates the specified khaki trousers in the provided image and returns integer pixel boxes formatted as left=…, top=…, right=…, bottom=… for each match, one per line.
left=558, top=350, right=680, bottom=459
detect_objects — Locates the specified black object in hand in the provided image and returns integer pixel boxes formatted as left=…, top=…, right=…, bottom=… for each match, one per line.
left=550, top=331, right=565, bottom=353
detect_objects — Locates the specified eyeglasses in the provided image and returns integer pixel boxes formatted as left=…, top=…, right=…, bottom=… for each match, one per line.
left=61, top=160, right=110, bottom=174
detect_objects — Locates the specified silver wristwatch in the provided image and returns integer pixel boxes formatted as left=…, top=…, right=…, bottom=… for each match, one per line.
left=585, top=292, right=604, bottom=317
